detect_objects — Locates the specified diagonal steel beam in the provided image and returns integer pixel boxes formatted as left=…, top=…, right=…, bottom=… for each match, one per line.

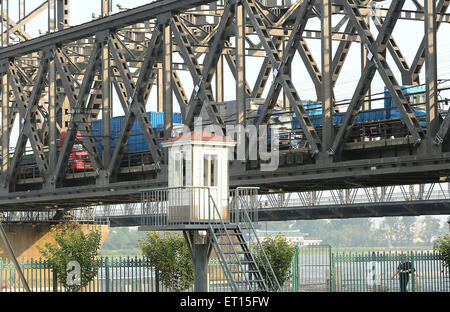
left=369, top=4, right=412, bottom=84
left=172, top=70, right=189, bottom=116
left=107, top=27, right=164, bottom=179
left=434, top=105, right=450, bottom=145
left=274, top=0, right=305, bottom=27
left=410, top=0, right=450, bottom=85
left=0, top=1, right=49, bottom=43
left=223, top=41, right=253, bottom=97
left=346, top=0, right=423, bottom=141
left=5, top=61, right=49, bottom=187
left=329, top=0, right=423, bottom=155
left=250, top=37, right=282, bottom=99
left=54, top=46, right=102, bottom=163
left=297, top=37, right=322, bottom=100
left=331, top=22, right=356, bottom=88
left=172, top=4, right=234, bottom=132
left=52, top=43, right=103, bottom=185
left=248, top=0, right=321, bottom=154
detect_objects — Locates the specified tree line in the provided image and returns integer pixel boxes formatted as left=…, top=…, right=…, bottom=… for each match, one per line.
left=263, top=216, right=449, bottom=248
left=98, top=216, right=449, bottom=254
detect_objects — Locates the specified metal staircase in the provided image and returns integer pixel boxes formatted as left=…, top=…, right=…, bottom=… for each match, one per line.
left=139, top=186, right=280, bottom=291
left=208, top=188, right=280, bottom=292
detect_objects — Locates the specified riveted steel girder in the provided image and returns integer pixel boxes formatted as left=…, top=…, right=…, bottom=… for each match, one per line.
left=249, top=0, right=321, bottom=154
left=107, top=27, right=164, bottom=179
left=329, top=0, right=424, bottom=155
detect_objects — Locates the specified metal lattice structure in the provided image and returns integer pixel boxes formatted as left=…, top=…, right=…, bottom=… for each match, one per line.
left=0, top=0, right=450, bottom=217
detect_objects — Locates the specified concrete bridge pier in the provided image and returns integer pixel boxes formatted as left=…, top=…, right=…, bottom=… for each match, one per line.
left=0, top=222, right=30, bottom=291
left=0, top=223, right=110, bottom=261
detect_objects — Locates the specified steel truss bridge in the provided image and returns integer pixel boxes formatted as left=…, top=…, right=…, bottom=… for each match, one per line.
left=2, top=182, right=449, bottom=226
left=0, top=0, right=450, bottom=221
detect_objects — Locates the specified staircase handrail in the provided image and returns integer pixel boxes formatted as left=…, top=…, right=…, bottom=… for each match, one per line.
left=207, top=192, right=257, bottom=291
left=233, top=188, right=281, bottom=291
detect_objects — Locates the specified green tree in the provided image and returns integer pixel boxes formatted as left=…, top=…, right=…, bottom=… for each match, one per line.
left=381, top=217, right=416, bottom=247
left=138, top=231, right=193, bottom=292
left=418, top=216, right=442, bottom=245
left=401, top=217, right=417, bottom=246
left=37, top=223, right=102, bottom=292
left=252, top=234, right=295, bottom=291
left=433, top=234, right=450, bottom=269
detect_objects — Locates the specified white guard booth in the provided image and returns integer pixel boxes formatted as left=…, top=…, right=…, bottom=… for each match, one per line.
left=161, top=130, right=235, bottom=224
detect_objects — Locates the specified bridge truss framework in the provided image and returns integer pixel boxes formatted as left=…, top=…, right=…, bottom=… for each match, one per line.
left=0, top=0, right=450, bottom=218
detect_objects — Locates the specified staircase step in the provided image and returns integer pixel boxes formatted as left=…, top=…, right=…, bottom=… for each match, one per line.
left=235, top=280, right=264, bottom=284
left=231, top=270, right=260, bottom=274
left=218, top=242, right=246, bottom=246
left=215, top=233, right=241, bottom=237
left=222, top=260, right=255, bottom=264
left=223, top=251, right=251, bottom=255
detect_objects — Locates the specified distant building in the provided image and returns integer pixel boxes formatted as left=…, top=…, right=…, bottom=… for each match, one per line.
left=255, top=230, right=322, bottom=246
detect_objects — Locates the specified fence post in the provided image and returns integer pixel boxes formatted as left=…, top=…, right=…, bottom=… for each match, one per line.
left=294, top=246, right=298, bottom=292
left=155, top=270, right=160, bottom=292
left=105, top=257, right=110, bottom=292
left=410, top=251, right=415, bottom=292
left=372, top=252, right=376, bottom=292
left=53, top=270, right=58, bottom=292
left=327, top=246, right=332, bottom=292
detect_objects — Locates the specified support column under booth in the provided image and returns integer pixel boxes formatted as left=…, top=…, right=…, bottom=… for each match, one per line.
left=184, top=230, right=213, bottom=292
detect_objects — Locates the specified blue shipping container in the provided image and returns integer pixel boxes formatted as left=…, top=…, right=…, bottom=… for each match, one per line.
left=384, top=85, right=426, bottom=118
left=91, top=112, right=182, bottom=155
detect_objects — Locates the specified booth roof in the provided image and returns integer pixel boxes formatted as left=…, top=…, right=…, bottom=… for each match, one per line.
left=162, top=130, right=235, bottom=144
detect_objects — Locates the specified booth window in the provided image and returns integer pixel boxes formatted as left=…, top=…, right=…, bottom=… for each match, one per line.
left=203, top=154, right=218, bottom=187
left=174, top=151, right=186, bottom=186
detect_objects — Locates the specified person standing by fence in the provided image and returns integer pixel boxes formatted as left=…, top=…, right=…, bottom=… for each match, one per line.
left=391, top=256, right=414, bottom=292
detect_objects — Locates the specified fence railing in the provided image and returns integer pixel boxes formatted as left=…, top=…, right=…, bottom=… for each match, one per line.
left=140, top=186, right=262, bottom=227
left=331, top=250, right=450, bottom=292
left=1, top=248, right=449, bottom=292
left=141, top=186, right=222, bottom=227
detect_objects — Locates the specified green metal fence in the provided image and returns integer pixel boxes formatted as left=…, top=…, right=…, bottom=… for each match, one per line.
left=0, top=257, right=167, bottom=292
left=331, top=250, right=450, bottom=292
left=1, top=248, right=449, bottom=292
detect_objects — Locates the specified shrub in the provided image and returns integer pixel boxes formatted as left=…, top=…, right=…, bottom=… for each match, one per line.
left=434, top=234, right=450, bottom=269
left=38, top=223, right=102, bottom=292
left=252, top=234, right=296, bottom=291
left=138, top=231, right=193, bottom=292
